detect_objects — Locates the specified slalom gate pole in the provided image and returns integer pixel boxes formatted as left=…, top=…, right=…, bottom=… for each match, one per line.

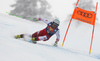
left=62, top=18, right=72, bottom=46
left=89, top=26, right=95, bottom=54
left=62, top=0, right=79, bottom=46
left=89, top=2, right=98, bottom=54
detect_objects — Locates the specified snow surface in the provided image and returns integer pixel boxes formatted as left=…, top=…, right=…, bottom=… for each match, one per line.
left=0, top=13, right=100, bottom=61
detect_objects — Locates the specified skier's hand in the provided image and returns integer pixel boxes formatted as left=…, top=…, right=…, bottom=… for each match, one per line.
left=53, top=41, right=58, bottom=47
left=33, top=18, right=38, bottom=21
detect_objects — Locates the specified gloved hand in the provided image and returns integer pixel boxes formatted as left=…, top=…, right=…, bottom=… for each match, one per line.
left=53, top=41, right=58, bottom=47
left=33, top=18, right=38, bottom=21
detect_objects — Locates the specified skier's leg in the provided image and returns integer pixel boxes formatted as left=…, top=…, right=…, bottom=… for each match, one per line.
left=32, top=29, right=47, bottom=37
left=32, top=31, right=40, bottom=37
left=31, top=35, right=48, bottom=41
left=15, top=34, right=32, bottom=39
left=31, top=29, right=48, bottom=41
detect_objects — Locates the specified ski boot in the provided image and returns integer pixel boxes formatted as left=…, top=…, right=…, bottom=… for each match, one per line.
left=31, top=37, right=37, bottom=44
left=14, top=34, right=24, bottom=39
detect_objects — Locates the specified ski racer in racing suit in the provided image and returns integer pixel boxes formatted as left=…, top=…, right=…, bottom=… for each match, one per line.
left=15, top=18, right=60, bottom=46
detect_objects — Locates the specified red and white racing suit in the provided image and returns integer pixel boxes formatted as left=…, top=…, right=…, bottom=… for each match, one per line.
left=28, top=18, right=60, bottom=42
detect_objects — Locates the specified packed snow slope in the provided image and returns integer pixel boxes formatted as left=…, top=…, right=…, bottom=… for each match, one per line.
left=0, top=13, right=100, bottom=61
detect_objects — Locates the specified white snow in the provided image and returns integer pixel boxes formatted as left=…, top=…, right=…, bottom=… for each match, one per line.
left=0, top=13, right=100, bottom=61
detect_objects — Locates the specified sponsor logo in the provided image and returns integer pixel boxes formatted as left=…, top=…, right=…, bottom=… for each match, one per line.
left=77, top=10, right=93, bottom=18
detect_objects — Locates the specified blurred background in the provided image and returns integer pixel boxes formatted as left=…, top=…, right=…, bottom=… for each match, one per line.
left=0, top=0, right=99, bottom=23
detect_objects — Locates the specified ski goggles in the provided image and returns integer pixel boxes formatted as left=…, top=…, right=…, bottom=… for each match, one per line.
left=52, top=22, right=59, bottom=27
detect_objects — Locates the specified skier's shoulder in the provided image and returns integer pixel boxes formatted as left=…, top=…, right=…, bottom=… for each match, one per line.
left=56, top=27, right=60, bottom=33
left=55, top=27, right=59, bottom=33
left=56, top=28, right=59, bottom=31
left=47, top=22, right=53, bottom=25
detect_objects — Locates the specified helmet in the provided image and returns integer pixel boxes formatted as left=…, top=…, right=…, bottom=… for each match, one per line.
left=53, top=19, right=60, bottom=25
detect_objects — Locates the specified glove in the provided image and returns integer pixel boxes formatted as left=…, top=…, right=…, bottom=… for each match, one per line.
left=33, top=18, right=38, bottom=21
left=53, top=41, right=58, bottom=47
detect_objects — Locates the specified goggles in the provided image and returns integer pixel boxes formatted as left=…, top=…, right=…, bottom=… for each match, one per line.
left=52, top=22, right=59, bottom=27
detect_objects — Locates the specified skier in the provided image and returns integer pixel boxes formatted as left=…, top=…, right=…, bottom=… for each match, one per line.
left=15, top=18, right=60, bottom=46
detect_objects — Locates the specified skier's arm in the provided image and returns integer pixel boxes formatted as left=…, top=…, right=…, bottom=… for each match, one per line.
left=55, top=30, right=60, bottom=42
left=38, top=18, right=51, bottom=24
left=54, top=30, right=60, bottom=46
left=33, top=18, right=51, bottom=24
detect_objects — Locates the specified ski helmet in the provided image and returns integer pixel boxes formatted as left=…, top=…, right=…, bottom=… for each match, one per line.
left=53, top=19, right=60, bottom=25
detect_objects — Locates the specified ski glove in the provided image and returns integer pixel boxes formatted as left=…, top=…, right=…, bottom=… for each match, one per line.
left=33, top=18, right=38, bottom=21
left=53, top=41, right=58, bottom=47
